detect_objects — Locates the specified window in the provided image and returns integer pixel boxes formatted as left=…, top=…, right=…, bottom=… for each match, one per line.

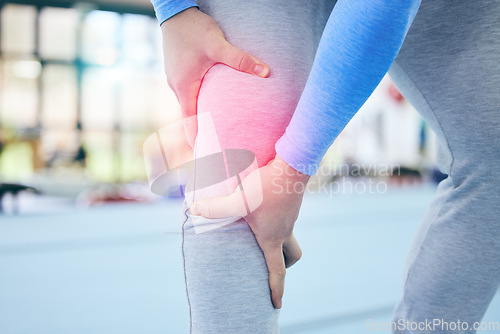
left=0, top=3, right=181, bottom=182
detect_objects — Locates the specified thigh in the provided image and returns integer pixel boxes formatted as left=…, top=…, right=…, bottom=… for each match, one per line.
left=390, top=0, right=500, bottom=180
left=191, top=0, right=335, bottom=205
left=194, top=0, right=335, bottom=171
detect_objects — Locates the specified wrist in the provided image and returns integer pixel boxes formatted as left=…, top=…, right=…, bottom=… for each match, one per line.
left=273, top=154, right=310, bottom=184
left=161, top=6, right=198, bottom=27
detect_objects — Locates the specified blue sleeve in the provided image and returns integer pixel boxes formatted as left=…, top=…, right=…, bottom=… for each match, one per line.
left=150, top=0, right=199, bottom=25
left=275, top=0, right=421, bottom=175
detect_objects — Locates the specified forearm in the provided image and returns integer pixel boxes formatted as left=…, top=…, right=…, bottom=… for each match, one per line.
left=150, top=0, right=198, bottom=25
left=275, top=0, right=421, bottom=175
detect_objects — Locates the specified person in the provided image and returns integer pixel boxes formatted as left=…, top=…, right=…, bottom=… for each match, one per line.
left=151, top=0, right=500, bottom=333
left=155, top=1, right=333, bottom=332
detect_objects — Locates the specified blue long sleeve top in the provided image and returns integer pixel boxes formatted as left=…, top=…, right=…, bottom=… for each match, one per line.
left=151, top=0, right=421, bottom=175
left=151, top=0, right=198, bottom=25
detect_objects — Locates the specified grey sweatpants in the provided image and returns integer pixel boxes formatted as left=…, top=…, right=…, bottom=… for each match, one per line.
left=182, top=1, right=500, bottom=333
left=182, top=1, right=334, bottom=333
left=389, top=1, right=500, bottom=333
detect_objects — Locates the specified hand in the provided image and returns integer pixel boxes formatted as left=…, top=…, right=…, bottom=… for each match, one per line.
left=189, top=155, right=310, bottom=308
left=161, top=7, right=270, bottom=147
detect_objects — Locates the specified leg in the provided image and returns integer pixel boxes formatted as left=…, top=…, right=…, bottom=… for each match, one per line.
left=389, top=1, right=500, bottom=332
left=181, top=1, right=335, bottom=333
left=182, top=213, right=279, bottom=334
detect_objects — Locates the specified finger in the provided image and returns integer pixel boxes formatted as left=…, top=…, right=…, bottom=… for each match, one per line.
left=283, top=234, right=302, bottom=268
left=177, top=81, right=201, bottom=148
left=217, top=43, right=270, bottom=78
left=177, top=78, right=201, bottom=119
left=182, top=116, right=197, bottom=149
left=261, top=244, right=286, bottom=309
left=190, top=192, right=247, bottom=219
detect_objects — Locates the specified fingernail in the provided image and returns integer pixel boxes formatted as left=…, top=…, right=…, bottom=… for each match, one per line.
left=277, top=300, right=282, bottom=309
left=253, top=64, right=268, bottom=77
left=190, top=204, right=201, bottom=216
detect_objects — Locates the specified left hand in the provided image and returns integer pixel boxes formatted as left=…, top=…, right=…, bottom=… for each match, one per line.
left=160, top=7, right=270, bottom=147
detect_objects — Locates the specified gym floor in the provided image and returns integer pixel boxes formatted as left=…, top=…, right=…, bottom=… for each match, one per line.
left=1, top=185, right=499, bottom=333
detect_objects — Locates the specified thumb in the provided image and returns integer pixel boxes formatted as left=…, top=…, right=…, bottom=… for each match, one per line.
left=177, top=81, right=201, bottom=148
left=190, top=192, right=247, bottom=219
left=217, top=43, right=270, bottom=78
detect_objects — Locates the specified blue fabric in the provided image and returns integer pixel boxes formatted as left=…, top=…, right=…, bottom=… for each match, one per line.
left=150, top=0, right=198, bottom=25
left=275, top=0, right=421, bottom=175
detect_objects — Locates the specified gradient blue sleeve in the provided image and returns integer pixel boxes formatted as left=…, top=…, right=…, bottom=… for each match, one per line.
left=275, top=0, right=421, bottom=175
left=150, top=0, right=198, bottom=25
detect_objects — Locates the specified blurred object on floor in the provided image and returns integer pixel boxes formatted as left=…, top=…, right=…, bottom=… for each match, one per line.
left=30, top=167, right=96, bottom=198
left=0, top=182, right=40, bottom=214
left=76, top=182, right=160, bottom=207
left=388, top=166, right=422, bottom=187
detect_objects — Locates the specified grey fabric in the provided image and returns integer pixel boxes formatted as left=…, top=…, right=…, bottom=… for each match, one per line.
left=180, top=0, right=500, bottom=333
left=389, top=1, right=500, bottom=333
left=182, top=214, right=279, bottom=334
left=181, top=1, right=335, bottom=333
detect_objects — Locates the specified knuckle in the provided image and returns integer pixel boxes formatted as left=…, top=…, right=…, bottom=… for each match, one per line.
left=288, top=252, right=302, bottom=265
left=297, top=248, right=303, bottom=261
left=207, top=42, right=226, bottom=61
left=295, top=244, right=303, bottom=260
left=237, top=54, right=253, bottom=72
left=166, top=77, right=175, bottom=90
left=287, top=257, right=299, bottom=268
left=174, top=77, right=188, bottom=89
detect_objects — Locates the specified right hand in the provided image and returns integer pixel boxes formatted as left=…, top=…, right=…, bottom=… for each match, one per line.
left=161, top=7, right=270, bottom=147
left=189, top=155, right=310, bottom=308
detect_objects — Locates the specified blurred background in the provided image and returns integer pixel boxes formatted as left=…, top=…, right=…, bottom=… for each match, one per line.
left=1, top=1, right=498, bottom=334
left=0, top=0, right=440, bottom=203
left=0, top=0, right=181, bottom=207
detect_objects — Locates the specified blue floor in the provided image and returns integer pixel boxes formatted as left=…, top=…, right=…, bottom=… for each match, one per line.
left=0, top=185, right=499, bottom=333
